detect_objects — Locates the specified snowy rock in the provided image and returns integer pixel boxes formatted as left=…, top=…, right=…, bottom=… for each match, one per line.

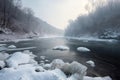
left=8, top=45, right=16, bottom=49
left=0, top=61, right=5, bottom=69
left=0, top=52, right=9, bottom=60
left=53, top=45, right=69, bottom=51
left=6, top=52, right=30, bottom=68
left=77, top=47, right=90, bottom=52
left=86, top=60, right=95, bottom=67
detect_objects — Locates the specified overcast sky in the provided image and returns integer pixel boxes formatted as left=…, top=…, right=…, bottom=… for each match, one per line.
left=22, top=0, right=90, bottom=30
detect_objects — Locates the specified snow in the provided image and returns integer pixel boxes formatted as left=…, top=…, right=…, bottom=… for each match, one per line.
left=0, top=61, right=5, bottom=68
left=40, top=56, right=46, bottom=60
left=0, top=51, right=112, bottom=80
left=0, top=52, right=9, bottom=60
left=8, top=45, right=16, bottom=48
left=53, top=45, right=69, bottom=51
left=77, top=47, right=90, bottom=52
left=6, top=52, right=31, bottom=68
left=86, top=60, right=95, bottom=67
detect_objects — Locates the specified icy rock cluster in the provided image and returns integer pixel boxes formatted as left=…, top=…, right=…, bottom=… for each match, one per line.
left=0, top=50, right=112, bottom=80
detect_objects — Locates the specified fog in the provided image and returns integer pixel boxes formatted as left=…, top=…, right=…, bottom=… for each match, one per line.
left=65, top=0, right=120, bottom=39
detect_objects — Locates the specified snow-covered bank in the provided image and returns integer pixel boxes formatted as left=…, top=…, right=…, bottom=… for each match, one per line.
left=0, top=50, right=112, bottom=80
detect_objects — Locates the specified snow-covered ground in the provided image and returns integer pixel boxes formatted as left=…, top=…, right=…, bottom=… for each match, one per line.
left=0, top=50, right=112, bottom=80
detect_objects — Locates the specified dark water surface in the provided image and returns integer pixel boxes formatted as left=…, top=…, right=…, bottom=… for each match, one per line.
left=1, top=37, right=120, bottom=80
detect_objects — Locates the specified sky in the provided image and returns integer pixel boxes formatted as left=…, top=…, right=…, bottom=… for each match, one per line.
left=22, top=0, right=91, bottom=30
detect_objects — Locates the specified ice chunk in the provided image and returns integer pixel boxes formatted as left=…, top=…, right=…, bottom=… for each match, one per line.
left=77, top=47, right=90, bottom=52
left=0, top=46, right=7, bottom=51
left=8, top=45, right=16, bottom=49
left=0, top=52, right=9, bottom=60
left=0, top=61, right=5, bottom=69
left=43, top=64, right=52, bottom=70
left=23, top=50, right=37, bottom=59
left=51, top=59, right=65, bottom=69
left=45, top=60, right=50, bottom=62
left=6, top=52, right=30, bottom=68
left=53, top=45, right=69, bottom=51
left=86, top=60, right=95, bottom=67
left=40, top=56, right=46, bottom=60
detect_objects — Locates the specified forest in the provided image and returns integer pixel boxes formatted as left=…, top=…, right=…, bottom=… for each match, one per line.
left=0, top=0, right=62, bottom=36
left=65, top=0, right=120, bottom=39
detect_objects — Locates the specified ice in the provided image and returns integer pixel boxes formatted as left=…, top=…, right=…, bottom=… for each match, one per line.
left=0, top=46, right=7, bottom=51
left=77, top=47, right=90, bottom=52
left=6, top=52, right=31, bottom=68
left=0, top=61, right=5, bottom=69
left=0, top=44, right=6, bottom=47
left=53, top=45, right=69, bottom=51
left=86, top=60, right=95, bottom=67
left=0, top=52, right=9, bottom=60
left=40, top=56, right=46, bottom=60
left=8, top=45, right=16, bottom=48
left=6, top=47, right=36, bottom=51
left=51, top=59, right=65, bottom=69
left=84, top=76, right=112, bottom=80
left=0, top=51, right=112, bottom=80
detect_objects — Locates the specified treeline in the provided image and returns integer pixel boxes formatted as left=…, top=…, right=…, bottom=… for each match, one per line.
left=65, top=0, right=120, bottom=39
left=0, top=0, right=62, bottom=35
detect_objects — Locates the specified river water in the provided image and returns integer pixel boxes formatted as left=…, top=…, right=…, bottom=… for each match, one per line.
left=1, top=37, right=120, bottom=80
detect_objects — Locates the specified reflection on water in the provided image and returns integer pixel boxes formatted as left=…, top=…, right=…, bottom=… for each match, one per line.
left=1, top=37, right=120, bottom=80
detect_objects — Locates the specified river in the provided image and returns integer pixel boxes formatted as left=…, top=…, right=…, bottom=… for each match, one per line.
left=0, top=37, right=120, bottom=80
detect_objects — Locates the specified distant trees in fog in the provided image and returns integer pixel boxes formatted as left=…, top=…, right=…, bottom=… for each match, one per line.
left=65, top=0, right=120, bottom=39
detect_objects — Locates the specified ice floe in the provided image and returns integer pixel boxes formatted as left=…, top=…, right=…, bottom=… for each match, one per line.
left=77, top=47, right=90, bottom=52
left=53, top=45, right=69, bottom=51
left=86, top=60, right=95, bottom=67
left=8, top=45, right=16, bottom=48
